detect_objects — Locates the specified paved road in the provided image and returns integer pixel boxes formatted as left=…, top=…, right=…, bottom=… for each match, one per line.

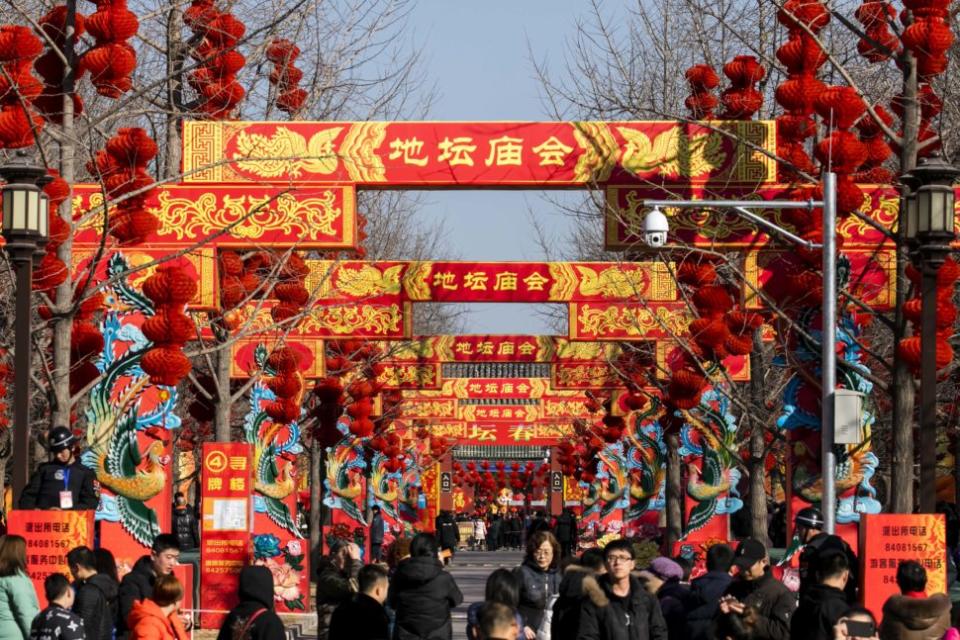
left=450, top=550, right=525, bottom=640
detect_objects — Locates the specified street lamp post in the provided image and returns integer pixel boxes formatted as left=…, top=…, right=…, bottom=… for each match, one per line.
left=643, top=172, right=839, bottom=533
left=0, top=150, right=50, bottom=502
left=901, top=154, right=959, bottom=514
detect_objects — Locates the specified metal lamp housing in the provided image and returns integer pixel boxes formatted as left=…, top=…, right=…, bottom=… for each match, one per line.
left=911, top=153, right=960, bottom=268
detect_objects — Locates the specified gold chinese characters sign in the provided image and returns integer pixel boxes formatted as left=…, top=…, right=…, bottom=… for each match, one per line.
left=182, top=121, right=776, bottom=187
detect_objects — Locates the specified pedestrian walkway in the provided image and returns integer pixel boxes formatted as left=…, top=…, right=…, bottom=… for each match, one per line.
left=449, top=550, right=524, bottom=640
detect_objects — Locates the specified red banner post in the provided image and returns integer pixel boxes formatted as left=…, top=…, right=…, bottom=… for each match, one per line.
left=199, top=443, right=254, bottom=629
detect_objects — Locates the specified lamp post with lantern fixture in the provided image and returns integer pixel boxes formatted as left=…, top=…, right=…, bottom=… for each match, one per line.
left=900, top=153, right=960, bottom=514
left=0, top=150, right=50, bottom=501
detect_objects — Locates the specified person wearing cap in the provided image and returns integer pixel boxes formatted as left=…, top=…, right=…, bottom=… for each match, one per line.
left=716, top=538, right=795, bottom=640
left=19, top=426, right=98, bottom=511
left=578, top=539, right=667, bottom=640
left=315, top=540, right=361, bottom=640
left=637, top=557, right=692, bottom=640
left=794, top=507, right=859, bottom=602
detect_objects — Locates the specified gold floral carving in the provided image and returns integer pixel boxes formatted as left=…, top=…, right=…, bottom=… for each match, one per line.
left=575, top=265, right=652, bottom=299
left=402, top=262, right=434, bottom=300
left=548, top=263, right=578, bottom=300
left=837, top=191, right=897, bottom=241
left=341, top=122, right=388, bottom=182
left=543, top=400, right=589, bottom=417
left=378, top=364, right=438, bottom=388
left=553, top=338, right=622, bottom=361
left=401, top=400, right=456, bottom=418
left=575, top=304, right=690, bottom=339
left=618, top=127, right=725, bottom=178
left=231, top=126, right=343, bottom=178
left=553, top=364, right=617, bottom=387
left=536, top=424, right=573, bottom=438
left=149, top=190, right=341, bottom=242
left=302, top=304, right=403, bottom=336
left=331, top=263, right=403, bottom=298
left=572, top=122, right=617, bottom=183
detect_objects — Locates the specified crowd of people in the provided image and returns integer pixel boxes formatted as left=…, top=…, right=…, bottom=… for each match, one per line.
left=5, top=428, right=959, bottom=640
left=0, top=506, right=956, bottom=640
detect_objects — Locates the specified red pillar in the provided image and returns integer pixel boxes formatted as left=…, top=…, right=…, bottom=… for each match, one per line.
left=549, top=446, right=563, bottom=516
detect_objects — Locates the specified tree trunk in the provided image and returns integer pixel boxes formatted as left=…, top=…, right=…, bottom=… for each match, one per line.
left=310, top=439, right=325, bottom=564
left=164, top=5, right=185, bottom=179
left=51, top=0, right=80, bottom=432
left=213, top=348, right=232, bottom=441
left=665, top=432, right=683, bottom=551
left=749, top=334, right=770, bottom=544
left=890, top=54, right=920, bottom=513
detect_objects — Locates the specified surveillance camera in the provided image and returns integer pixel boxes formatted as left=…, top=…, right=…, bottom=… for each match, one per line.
left=642, top=206, right=669, bottom=248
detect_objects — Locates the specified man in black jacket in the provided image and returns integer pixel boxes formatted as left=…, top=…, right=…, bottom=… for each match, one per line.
left=369, top=505, right=386, bottom=562
left=717, top=539, right=796, bottom=640
left=330, top=563, right=390, bottom=640
left=790, top=551, right=851, bottom=640
left=554, top=508, right=577, bottom=558
left=794, top=507, right=858, bottom=602
left=216, top=565, right=285, bottom=640
left=552, top=548, right=606, bottom=640
left=67, top=545, right=119, bottom=640
left=435, top=510, right=459, bottom=564
left=172, top=493, right=199, bottom=552
left=686, top=543, right=734, bottom=640
left=578, top=539, right=668, bottom=640
left=19, top=426, right=99, bottom=511
left=116, top=533, right=182, bottom=639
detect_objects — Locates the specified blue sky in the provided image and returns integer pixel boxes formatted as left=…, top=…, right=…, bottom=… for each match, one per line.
left=407, top=1, right=598, bottom=335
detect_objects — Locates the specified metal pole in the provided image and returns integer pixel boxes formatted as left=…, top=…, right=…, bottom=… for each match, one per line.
left=821, top=172, right=837, bottom=534
left=11, top=248, right=34, bottom=503
left=919, top=262, right=939, bottom=513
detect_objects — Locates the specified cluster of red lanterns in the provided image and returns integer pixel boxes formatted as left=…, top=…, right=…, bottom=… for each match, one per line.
left=140, top=262, right=198, bottom=387
left=719, top=56, right=764, bottom=119
left=409, top=422, right=456, bottom=467
left=68, top=289, right=107, bottom=394
left=665, top=259, right=762, bottom=410
left=557, top=421, right=603, bottom=483
left=855, top=105, right=896, bottom=184
left=34, top=7, right=84, bottom=123
left=0, top=25, right=44, bottom=148
left=217, top=250, right=265, bottom=331
left=87, top=127, right=160, bottom=244
left=452, top=460, right=548, bottom=497
left=185, top=0, right=246, bottom=119
left=773, top=0, right=828, bottom=182
left=855, top=0, right=898, bottom=62
left=80, top=0, right=139, bottom=98
left=266, top=39, right=307, bottom=114
left=813, top=86, right=869, bottom=215
left=33, top=172, right=71, bottom=295
left=898, top=258, right=958, bottom=375
left=271, top=253, right=310, bottom=323
left=901, top=0, right=953, bottom=79
left=684, top=65, right=719, bottom=119
left=342, top=347, right=385, bottom=439
left=265, top=346, right=305, bottom=424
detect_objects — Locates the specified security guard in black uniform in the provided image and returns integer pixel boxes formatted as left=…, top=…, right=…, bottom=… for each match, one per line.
left=19, top=426, right=99, bottom=510
left=795, top=506, right=859, bottom=603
